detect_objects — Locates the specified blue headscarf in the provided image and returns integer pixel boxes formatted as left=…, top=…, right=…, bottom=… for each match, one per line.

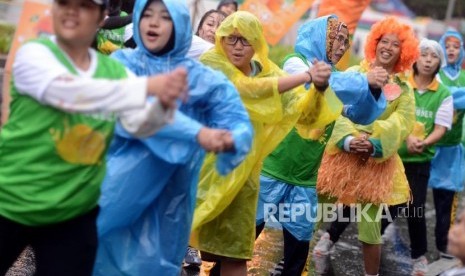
left=294, top=15, right=386, bottom=125
left=295, top=15, right=335, bottom=64
left=439, top=29, right=464, bottom=79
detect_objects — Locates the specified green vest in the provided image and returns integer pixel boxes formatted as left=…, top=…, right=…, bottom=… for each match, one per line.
left=398, top=81, right=451, bottom=163
left=262, top=53, right=335, bottom=188
left=0, top=38, right=127, bottom=225
left=96, top=11, right=128, bottom=54
left=437, top=70, right=465, bottom=146
left=262, top=124, right=334, bottom=187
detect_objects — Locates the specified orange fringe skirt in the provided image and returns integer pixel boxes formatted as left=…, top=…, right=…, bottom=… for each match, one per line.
left=317, top=152, right=396, bottom=204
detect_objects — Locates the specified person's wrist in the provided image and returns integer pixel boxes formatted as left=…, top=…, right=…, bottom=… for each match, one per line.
left=305, top=71, right=312, bottom=83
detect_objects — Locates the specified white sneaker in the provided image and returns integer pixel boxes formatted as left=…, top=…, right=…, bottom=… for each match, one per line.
left=312, top=232, right=334, bottom=275
left=411, top=255, right=428, bottom=276
left=439, top=251, right=455, bottom=260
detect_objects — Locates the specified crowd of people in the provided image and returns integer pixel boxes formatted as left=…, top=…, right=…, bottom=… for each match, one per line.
left=0, top=0, right=464, bottom=275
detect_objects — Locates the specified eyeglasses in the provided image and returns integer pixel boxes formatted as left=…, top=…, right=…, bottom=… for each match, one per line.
left=335, top=34, right=350, bottom=49
left=224, top=35, right=251, bottom=47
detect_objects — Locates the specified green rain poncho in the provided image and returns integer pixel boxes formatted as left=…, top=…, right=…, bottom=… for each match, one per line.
left=191, top=11, right=340, bottom=259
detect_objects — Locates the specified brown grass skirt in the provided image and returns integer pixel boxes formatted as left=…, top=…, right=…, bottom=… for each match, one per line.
left=317, top=152, right=396, bottom=204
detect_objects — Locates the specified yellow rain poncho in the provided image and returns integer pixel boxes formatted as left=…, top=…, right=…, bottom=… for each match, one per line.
left=317, top=61, right=414, bottom=205
left=191, top=11, right=339, bottom=259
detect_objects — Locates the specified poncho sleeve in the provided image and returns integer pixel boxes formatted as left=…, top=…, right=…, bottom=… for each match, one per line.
left=449, top=86, right=465, bottom=110
left=325, top=77, right=415, bottom=162
left=331, top=66, right=387, bottom=125
left=369, top=79, right=415, bottom=162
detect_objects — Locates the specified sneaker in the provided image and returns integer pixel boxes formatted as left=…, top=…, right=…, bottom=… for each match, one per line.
left=270, top=258, right=284, bottom=276
left=183, top=246, right=202, bottom=267
left=411, top=255, right=428, bottom=276
left=439, top=251, right=455, bottom=260
left=312, top=232, right=334, bottom=275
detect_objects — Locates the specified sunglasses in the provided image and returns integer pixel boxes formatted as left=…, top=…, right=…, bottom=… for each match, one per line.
left=224, top=35, right=251, bottom=47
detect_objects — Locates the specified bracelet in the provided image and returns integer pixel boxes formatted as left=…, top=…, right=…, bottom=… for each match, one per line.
left=305, top=71, right=312, bottom=83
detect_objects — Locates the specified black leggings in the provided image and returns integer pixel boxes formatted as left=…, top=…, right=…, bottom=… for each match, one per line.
left=256, top=223, right=310, bottom=275
left=404, top=162, right=430, bottom=259
left=0, top=207, right=99, bottom=276
left=433, top=188, right=457, bottom=253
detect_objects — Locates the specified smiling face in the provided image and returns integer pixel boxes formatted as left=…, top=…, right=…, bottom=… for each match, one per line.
left=139, top=0, right=173, bottom=53
left=374, top=33, right=401, bottom=72
left=198, top=12, right=225, bottom=44
left=448, top=210, right=465, bottom=263
left=415, top=47, right=441, bottom=77
left=52, top=0, right=104, bottom=48
left=445, top=37, right=461, bottom=64
left=330, top=27, right=349, bottom=64
left=221, top=30, right=255, bottom=75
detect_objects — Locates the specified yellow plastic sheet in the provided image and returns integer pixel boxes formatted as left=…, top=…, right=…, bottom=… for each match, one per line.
left=295, top=87, right=343, bottom=139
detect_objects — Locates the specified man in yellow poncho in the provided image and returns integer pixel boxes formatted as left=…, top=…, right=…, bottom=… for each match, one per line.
left=190, top=11, right=336, bottom=275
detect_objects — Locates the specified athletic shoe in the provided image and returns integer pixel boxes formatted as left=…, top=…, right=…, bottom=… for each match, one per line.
left=411, top=255, right=428, bottom=276
left=312, top=232, right=334, bottom=275
left=183, top=246, right=202, bottom=267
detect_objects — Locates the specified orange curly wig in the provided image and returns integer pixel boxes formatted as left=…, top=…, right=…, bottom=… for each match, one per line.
left=364, top=17, right=419, bottom=73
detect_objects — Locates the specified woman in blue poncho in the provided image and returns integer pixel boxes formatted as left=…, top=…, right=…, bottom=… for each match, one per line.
left=93, top=0, right=253, bottom=275
left=428, top=30, right=465, bottom=259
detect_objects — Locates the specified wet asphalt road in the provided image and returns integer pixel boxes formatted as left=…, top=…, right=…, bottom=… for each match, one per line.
left=6, top=191, right=464, bottom=276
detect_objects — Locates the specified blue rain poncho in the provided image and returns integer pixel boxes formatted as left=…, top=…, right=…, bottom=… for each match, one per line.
left=429, top=30, right=465, bottom=192
left=93, top=0, right=253, bottom=274
left=294, top=14, right=387, bottom=125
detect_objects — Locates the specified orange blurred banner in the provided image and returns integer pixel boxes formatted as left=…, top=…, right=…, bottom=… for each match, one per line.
left=2, top=0, right=52, bottom=124
left=317, top=0, right=371, bottom=34
left=241, top=0, right=314, bottom=46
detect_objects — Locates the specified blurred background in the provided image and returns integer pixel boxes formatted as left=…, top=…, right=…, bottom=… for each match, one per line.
left=1, top=0, right=465, bottom=66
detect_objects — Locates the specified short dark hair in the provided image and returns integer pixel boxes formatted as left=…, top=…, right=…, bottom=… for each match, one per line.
left=217, top=0, right=238, bottom=11
left=195, top=9, right=227, bottom=36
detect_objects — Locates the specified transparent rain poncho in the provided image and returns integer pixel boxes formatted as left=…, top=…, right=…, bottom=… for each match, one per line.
left=190, top=11, right=339, bottom=259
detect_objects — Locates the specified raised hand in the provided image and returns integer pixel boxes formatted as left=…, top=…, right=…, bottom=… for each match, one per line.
left=367, top=66, right=389, bottom=89
left=147, top=67, right=188, bottom=109
left=309, top=60, right=332, bottom=90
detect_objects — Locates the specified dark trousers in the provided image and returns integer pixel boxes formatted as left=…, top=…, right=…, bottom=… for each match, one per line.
left=433, top=188, right=457, bottom=253
left=0, top=207, right=99, bottom=276
left=327, top=203, right=406, bottom=243
left=404, top=162, right=430, bottom=259
left=256, top=223, right=309, bottom=275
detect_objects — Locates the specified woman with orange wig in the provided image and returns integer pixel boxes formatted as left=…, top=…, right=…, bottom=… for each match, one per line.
left=314, top=17, right=419, bottom=276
